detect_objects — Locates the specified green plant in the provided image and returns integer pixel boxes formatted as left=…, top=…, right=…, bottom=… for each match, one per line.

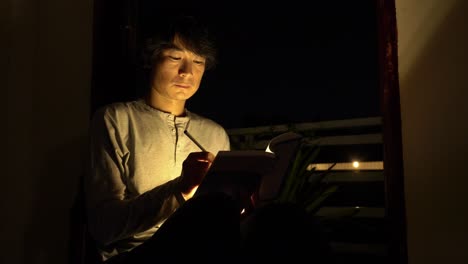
left=275, top=140, right=338, bottom=216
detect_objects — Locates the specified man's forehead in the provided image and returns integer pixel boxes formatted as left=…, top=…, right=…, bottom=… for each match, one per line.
left=166, top=37, right=204, bottom=58
left=164, top=45, right=192, bottom=55
left=171, top=35, right=189, bottom=50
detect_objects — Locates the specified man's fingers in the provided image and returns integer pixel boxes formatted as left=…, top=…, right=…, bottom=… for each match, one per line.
left=186, top=151, right=215, bottom=164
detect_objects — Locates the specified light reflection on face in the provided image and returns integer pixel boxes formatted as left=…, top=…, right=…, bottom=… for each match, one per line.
left=150, top=36, right=207, bottom=103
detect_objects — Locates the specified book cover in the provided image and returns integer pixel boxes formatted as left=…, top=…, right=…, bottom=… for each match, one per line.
left=194, top=132, right=304, bottom=207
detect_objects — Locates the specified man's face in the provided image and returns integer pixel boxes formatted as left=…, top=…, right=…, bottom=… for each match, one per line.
left=150, top=37, right=206, bottom=103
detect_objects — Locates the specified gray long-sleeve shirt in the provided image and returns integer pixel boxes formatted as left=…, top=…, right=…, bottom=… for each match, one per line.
left=85, top=99, right=230, bottom=260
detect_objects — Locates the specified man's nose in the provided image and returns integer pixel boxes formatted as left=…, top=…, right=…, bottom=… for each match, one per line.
left=179, top=60, right=193, bottom=76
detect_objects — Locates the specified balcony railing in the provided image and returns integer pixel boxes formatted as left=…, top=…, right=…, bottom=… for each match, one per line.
left=227, top=116, right=388, bottom=262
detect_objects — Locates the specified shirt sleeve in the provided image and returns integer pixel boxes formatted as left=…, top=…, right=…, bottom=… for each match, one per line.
left=84, top=107, right=183, bottom=246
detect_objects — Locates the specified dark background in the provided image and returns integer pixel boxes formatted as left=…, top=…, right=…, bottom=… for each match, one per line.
left=92, top=0, right=380, bottom=129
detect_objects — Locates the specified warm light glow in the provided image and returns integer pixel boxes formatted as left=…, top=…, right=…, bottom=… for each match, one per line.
left=353, top=161, right=359, bottom=168
left=240, top=208, right=245, bottom=215
left=308, top=161, right=383, bottom=171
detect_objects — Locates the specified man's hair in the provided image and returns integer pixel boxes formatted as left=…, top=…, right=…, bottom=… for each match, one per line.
left=142, top=15, right=218, bottom=70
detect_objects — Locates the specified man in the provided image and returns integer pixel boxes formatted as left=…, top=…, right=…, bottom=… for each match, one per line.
left=85, top=15, right=237, bottom=263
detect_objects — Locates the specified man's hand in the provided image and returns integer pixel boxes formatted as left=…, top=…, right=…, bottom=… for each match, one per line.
left=180, top=151, right=215, bottom=200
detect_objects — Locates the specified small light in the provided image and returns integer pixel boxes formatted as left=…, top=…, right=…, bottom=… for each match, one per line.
left=352, top=161, right=359, bottom=168
left=240, top=208, right=245, bottom=215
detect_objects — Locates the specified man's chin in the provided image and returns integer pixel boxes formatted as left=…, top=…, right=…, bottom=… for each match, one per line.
left=174, top=91, right=195, bottom=101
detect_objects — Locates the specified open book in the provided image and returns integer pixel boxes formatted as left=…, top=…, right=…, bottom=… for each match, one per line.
left=194, top=132, right=304, bottom=206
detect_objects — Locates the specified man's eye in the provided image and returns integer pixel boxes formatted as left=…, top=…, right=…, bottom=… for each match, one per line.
left=169, top=56, right=181, bottom=61
left=194, top=60, right=205, bottom=65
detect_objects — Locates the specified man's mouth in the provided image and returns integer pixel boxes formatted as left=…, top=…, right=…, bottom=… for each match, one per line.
left=174, top=83, right=191, bottom=88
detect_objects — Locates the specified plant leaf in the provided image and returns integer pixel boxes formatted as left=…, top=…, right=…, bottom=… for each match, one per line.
left=304, top=185, right=339, bottom=214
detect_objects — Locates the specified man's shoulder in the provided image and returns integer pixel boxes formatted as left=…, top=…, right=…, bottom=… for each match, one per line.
left=93, top=100, right=142, bottom=119
left=189, top=111, right=224, bottom=130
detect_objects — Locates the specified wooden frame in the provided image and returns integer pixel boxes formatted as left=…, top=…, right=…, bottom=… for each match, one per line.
left=376, top=1, right=408, bottom=263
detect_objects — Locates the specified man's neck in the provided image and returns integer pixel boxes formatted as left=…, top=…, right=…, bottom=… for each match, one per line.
left=144, top=94, right=186, bottom=116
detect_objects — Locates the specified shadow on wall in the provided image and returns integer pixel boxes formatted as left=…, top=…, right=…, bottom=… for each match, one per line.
left=21, top=136, right=88, bottom=264
left=398, top=0, right=468, bottom=263
left=399, top=0, right=468, bottom=173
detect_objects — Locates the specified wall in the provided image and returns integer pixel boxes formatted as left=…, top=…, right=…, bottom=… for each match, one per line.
left=4, top=0, right=93, bottom=263
left=395, top=0, right=468, bottom=263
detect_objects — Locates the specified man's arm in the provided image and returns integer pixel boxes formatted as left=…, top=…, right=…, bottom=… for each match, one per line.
left=84, top=108, right=183, bottom=246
